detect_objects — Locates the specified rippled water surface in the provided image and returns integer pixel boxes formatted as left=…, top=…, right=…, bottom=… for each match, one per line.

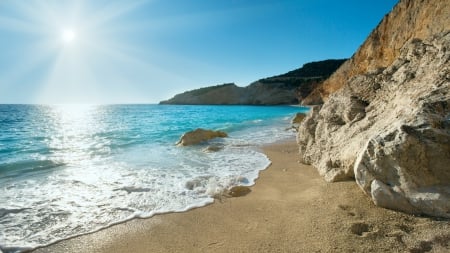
left=0, top=104, right=308, bottom=252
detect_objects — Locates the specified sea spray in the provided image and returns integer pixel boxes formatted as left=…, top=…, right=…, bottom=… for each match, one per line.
left=0, top=104, right=308, bottom=251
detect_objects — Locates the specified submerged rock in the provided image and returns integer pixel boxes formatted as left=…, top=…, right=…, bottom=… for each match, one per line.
left=176, top=128, right=227, bottom=146
left=298, top=32, right=450, bottom=218
left=227, top=186, right=251, bottom=197
left=202, top=145, right=224, bottom=153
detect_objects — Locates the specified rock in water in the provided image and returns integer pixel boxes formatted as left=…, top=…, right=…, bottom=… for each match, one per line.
left=227, top=186, right=251, bottom=197
left=202, top=145, right=224, bottom=153
left=176, top=128, right=228, bottom=146
left=298, top=32, right=450, bottom=218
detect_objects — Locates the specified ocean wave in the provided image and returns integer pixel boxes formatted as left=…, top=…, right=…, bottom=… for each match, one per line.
left=0, top=246, right=33, bottom=253
left=0, top=104, right=307, bottom=251
left=113, top=186, right=152, bottom=194
left=184, top=175, right=250, bottom=196
left=0, top=208, right=30, bottom=218
left=0, top=159, right=65, bottom=179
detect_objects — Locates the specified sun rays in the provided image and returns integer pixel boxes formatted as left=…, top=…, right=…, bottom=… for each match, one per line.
left=0, top=0, right=325, bottom=104
left=0, top=0, right=189, bottom=104
left=61, top=29, right=76, bottom=43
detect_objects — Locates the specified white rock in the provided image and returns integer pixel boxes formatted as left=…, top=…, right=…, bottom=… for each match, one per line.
left=297, top=32, right=450, bottom=218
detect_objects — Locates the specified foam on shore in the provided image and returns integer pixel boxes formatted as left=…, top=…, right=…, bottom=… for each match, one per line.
left=0, top=105, right=305, bottom=252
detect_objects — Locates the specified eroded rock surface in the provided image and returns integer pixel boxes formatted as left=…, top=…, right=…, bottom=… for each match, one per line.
left=226, top=186, right=251, bottom=197
left=176, top=128, right=228, bottom=146
left=298, top=32, right=450, bottom=218
left=291, top=113, right=307, bottom=124
left=302, top=0, right=450, bottom=105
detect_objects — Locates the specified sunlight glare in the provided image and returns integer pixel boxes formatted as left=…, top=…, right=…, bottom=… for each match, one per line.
left=48, top=104, right=103, bottom=166
left=55, top=104, right=93, bottom=119
left=62, top=29, right=76, bottom=43
left=3, top=1, right=168, bottom=103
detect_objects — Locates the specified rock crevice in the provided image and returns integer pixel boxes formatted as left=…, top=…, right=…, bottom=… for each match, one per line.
left=298, top=31, right=450, bottom=218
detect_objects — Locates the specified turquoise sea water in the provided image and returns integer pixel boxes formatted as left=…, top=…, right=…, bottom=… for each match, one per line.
left=0, top=104, right=308, bottom=252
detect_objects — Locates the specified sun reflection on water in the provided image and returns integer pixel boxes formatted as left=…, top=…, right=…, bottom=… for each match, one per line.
left=45, top=104, right=110, bottom=169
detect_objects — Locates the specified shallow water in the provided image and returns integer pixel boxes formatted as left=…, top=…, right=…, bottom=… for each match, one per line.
left=0, top=104, right=308, bottom=252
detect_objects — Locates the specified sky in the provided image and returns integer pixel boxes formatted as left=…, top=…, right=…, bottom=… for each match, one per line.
left=0, top=0, right=398, bottom=104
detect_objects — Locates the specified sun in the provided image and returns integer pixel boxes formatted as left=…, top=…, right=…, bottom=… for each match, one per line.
left=61, top=29, right=76, bottom=43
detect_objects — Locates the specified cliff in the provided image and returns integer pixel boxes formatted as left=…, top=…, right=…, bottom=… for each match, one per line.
left=297, top=0, right=450, bottom=218
left=160, top=59, right=345, bottom=105
left=160, top=83, right=243, bottom=105
left=302, top=0, right=450, bottom=105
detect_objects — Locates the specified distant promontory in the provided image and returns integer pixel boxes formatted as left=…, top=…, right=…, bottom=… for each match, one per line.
left=159, top=59, right=346, bottom=105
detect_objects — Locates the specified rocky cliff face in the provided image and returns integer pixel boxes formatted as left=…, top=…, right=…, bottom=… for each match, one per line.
left=302, top=0, right=450, bottom=105
left=160, top=59, right=345, bottom=105
left=160, top=83, right=243, bottom=105
left=297, top=0, right=450, bottom=218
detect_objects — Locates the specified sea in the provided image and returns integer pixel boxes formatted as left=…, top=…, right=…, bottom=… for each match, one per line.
left=0, top=104, right=308, bottom=252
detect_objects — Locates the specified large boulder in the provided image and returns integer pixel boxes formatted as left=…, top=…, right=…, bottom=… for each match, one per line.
left=176, top=128, right=228, bottom=146
left=297, top=32, right=450, bottom=218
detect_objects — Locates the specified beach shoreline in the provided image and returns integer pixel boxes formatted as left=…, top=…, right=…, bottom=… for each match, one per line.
left=32, top=139, right=450, bottom=253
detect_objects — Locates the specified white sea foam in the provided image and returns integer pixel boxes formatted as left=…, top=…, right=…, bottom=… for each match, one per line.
left=0, top=105, right=306, bottom=252
left=0, top=140, right=275, bottom=251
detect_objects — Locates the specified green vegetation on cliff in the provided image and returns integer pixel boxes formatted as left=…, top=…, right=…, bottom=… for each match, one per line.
left=160, top=59, right=346, bottom=105
left=262, top=59, right=348, bottom=80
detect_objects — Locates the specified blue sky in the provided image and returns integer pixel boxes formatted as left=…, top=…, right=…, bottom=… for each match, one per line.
left=0, top=0, right=398, bottom=104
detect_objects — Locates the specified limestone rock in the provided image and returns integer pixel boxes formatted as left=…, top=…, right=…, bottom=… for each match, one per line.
left=290, top=112, right=308, bottom=132
left=302, top=0, right=450, bottom=105
left=291, top=113, right=307, bottom=124
left=227, top=186, right=251, bottom=197
left=176, top=128, right=228, bottom=146
left=298, top=32, right=450, bottom=218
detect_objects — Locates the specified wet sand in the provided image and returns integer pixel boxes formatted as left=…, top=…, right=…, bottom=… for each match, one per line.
left=34, top=140, right=450, bottom=253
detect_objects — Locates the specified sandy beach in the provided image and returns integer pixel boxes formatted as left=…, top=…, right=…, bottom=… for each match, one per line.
left=34, top=140, right=450, bottom=253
